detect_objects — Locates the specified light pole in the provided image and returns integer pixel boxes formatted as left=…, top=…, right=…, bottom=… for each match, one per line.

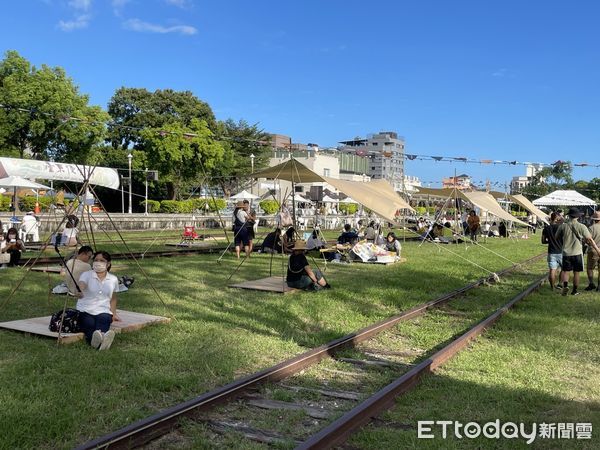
left=250, top=153, right=255, bottom=195
left=144, top=167, right=149, bottom=215
left=127, top=153, right=133, bottom=214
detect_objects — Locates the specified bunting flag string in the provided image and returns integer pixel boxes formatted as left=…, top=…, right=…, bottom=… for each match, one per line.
left=1, top=103, right=599, bottom=168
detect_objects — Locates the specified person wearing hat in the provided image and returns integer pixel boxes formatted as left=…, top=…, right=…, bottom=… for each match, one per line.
left=233, top=200, right=250, bottom=259
left=584, top=211, right=600, bottom=291
left=286, top=240, right=330, bottom=290
left=555, top=207, right=600, bottom=296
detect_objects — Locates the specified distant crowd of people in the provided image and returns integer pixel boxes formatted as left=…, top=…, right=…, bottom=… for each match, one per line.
left=542, top=208, right=600, bottom=295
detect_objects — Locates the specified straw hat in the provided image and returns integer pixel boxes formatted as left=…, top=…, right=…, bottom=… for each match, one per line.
left=592, top=211, right=600, bottom=221
left=235, top=200, right=245, bottom=208
left=292, top=240, right=307, bottom=250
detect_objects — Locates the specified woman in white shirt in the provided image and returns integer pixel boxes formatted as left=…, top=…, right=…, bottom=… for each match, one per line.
left=76, top=251, right=120, bottom=350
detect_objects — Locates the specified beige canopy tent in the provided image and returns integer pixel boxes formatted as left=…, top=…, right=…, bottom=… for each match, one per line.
left=251, top=159, right=413, bottom=223
left=487, top=191, right=549, bottom=225
left=460, top=191, right=529, bottom=227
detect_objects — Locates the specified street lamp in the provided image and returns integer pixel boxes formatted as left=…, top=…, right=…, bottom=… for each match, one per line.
left=250, top=153, right=255, bottom=195
left=127, top=153, right=133, bottom=214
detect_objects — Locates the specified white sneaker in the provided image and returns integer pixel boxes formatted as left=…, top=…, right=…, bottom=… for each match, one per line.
left=91, top=330, right=103, bottom=349
left=99, top=330, right=116, bottom=351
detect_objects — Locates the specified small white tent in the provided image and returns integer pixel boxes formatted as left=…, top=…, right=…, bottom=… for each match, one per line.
left=532, top=190, right=596, bottom=207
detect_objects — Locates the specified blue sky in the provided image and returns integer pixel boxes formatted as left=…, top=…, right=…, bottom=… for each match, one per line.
left=2, top=0, right=600, bottom=187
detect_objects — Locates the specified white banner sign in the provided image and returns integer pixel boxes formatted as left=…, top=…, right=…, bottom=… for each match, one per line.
left=0, top=157, right=120, bottom=190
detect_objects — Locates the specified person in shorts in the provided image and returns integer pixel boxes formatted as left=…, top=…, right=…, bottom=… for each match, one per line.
left=585, top=211, right=600, bottom=291
left=555, top=208, right=600, bottom=296
left=541, top=212, right=563, bottom=290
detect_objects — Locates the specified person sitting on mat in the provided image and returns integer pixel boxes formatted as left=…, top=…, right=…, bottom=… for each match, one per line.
left=61, top=216, right=80, bottom=247
left=306, top=228, right=326, bottom=251
left=286, top=241, right=330, bottom=290
left=261, top=228, right=283, bottom=254
left=76, top=250, right=120, bottom=350
left=63, top=245, right=94, bottom=295
left=382, top=231, right=402, bottom=257
left=1, top=227, right=25, bottom=267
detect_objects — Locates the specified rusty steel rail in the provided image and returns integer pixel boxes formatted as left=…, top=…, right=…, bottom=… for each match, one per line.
left=74, top=254, right=544, bottom=450
left=296, top=274, right=546, bottom=449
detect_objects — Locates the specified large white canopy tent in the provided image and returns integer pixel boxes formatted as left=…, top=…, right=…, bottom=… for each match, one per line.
left=230, top=190, right=260, bottom=200
left=532, top=190, right=596, bottom=208
left=0, top=157, right=120, bottom=190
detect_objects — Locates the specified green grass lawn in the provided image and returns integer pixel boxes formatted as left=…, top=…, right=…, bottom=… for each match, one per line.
left=1, top=238, right=595, bottom=449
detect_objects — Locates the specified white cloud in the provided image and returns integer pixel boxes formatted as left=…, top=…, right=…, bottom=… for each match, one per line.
left=58, top=13, right=90, bottom=31
left=68, top=0, right=92, bottom=11
left=111, top=0, right=131, bottom=17
left=165, top=0, right=191, bottom=8
left=123, top=18, right=197, bottom=35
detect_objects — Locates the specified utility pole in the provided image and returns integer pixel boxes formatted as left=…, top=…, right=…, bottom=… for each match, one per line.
left=127, top=153, right=133, bottom=214
left=144, top=167, right=149, bottom=215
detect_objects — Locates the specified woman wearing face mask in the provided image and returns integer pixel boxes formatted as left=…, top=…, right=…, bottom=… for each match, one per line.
left=0, top=227, right=26, bottom=267
left=76, top=251, right=121, bottom=350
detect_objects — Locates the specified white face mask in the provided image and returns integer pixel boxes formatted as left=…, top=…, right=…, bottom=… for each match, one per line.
left=93, top=261, right=107, bottom=273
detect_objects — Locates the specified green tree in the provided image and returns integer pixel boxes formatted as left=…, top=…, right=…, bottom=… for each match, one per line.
left=522, top=161, right=573, bottom=199
left=107, top=87, right=217, bottom=151
left=211, top=119, right=271, bottom=196
left=0, top=50, right=107, bottom=161
left=140, top=119, right=224, bottom=199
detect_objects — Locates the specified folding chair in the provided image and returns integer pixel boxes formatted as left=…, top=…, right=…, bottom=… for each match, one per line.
left=180, top=226, right=201, bottom=244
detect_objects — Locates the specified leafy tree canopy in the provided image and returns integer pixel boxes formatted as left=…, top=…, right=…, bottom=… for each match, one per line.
left=522, top=161, right=574, bottom=198
left=0, top=50, right=107, bottom=162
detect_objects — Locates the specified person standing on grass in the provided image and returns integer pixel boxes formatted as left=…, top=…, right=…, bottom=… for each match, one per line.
left=555, top=208, right=600, bottom=296
left=584, top=211, right=600, bottom=291
left=76, top=251, right=120, bottom=350
left=467, top=210, right=480, bottom=242
left=232, top=200, right=250, bottom=259
left=243, top=199, right=257, bottom=254
left=542, top=212, right=564, bottom=291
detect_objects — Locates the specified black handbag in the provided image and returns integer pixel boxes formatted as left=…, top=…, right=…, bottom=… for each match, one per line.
left=49, top=308, right=80, bottom=333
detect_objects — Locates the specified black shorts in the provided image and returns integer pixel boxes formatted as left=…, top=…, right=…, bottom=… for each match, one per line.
left=234, top=226, right=250, bottom=246
left=247, top=224, right=255, bottom=240
left=562, top=254, right=584, bottom=272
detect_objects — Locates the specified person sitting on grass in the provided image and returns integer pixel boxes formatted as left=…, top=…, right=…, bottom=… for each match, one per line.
left=282, top=226, right=297, bottom=254
left=555, top=208, right=600, bottom=296
left=62, top=215, right=80, bottom=247
left=261, top=228, right=283, bottom=254
left=286, top=241, right=330, bottom=290
left=76, top=251, right=120, bottom=350
left=63, top=245, right=94, bottom=295
left=306, top=228, right=326, bottom=251
left=337, top=223, right=360, bottom=245
left=0, top=227, right=25, bottom=267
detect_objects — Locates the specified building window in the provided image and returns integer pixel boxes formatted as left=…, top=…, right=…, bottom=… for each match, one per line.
left=323, top=168, right=330, bottom=177
left=372, top=142, right=378, bottom=146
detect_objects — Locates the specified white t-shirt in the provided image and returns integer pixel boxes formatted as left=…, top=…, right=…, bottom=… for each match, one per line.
left=235, top=209, right=248, bottom=225
left=21, top=215, right=38, bottom=233
left=62, top=227, right=79, bottom=240
left=76, top=270, right=119, bottom=315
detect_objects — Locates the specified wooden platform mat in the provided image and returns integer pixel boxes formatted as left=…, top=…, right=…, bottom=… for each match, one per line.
left=0, top=309, right=170, bottom=344
left=229, top=276, right=299, bottom=294
left=30, top=265, right=62, bottom=273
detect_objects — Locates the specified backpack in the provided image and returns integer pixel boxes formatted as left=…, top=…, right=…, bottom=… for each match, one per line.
left=49, top=308, right=80, bottom=334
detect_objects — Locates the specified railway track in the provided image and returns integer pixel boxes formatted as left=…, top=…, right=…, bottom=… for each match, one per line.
left=75, top=254, right=544, bottom=450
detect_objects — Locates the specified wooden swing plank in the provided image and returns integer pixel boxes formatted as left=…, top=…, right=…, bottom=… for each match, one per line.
left=29, top=265, right=63, bottom=273
left=354, top=257, right=407, bottom=266
left=229, top=276, right=299, bottom=294
left=0, top=309, right=170, bottom=344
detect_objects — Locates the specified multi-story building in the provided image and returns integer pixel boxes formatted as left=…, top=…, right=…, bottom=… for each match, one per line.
left=338, top=131, right=405, bottom=191
left=510, top=164, right=543, bottom=193
left=404, top=175, right=422, bottom=193
left=442, top=174, right=472, bottom=190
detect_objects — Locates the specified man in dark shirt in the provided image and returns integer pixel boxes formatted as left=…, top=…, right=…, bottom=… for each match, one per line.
left=286, top=241, right=330, bottom=290
left=541, top=212, right=563, bottom=290
left=337, top=224, right=359, bottom=245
